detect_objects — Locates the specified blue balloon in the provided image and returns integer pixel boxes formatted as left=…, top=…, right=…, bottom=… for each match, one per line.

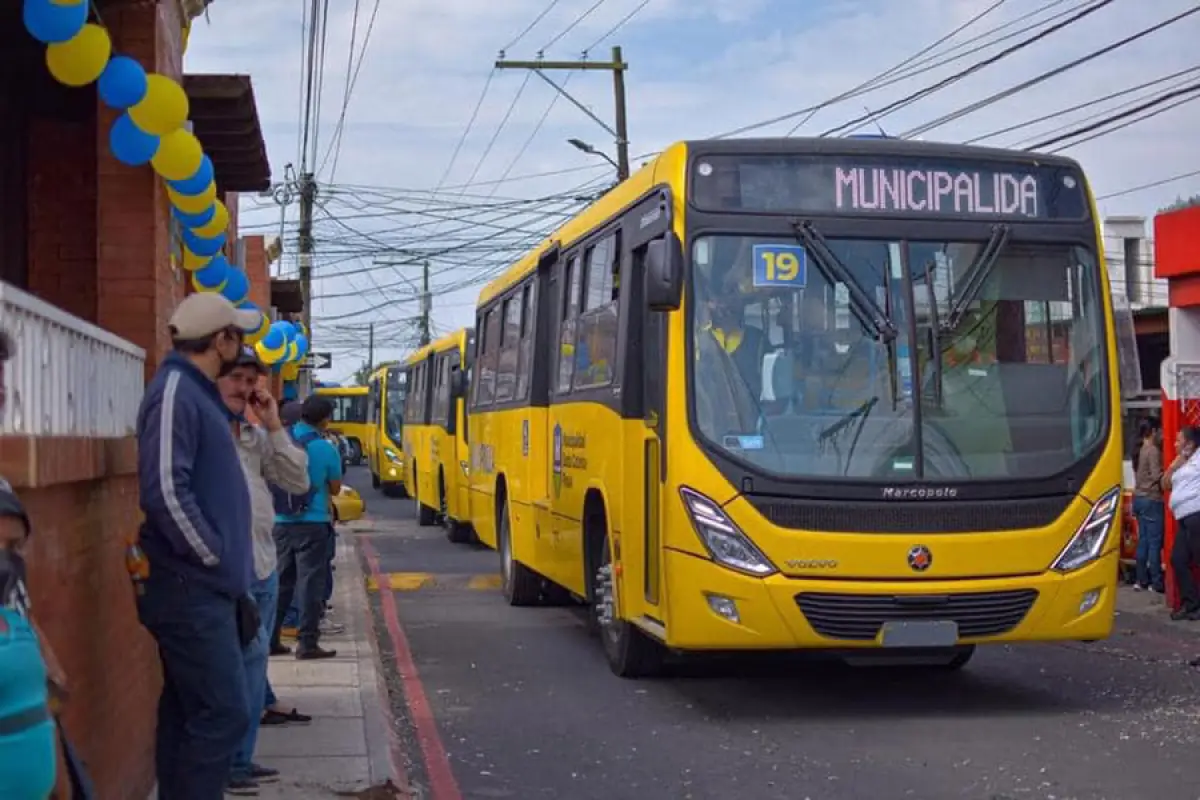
left=181, top=227, right=226, bottom=258
left=274, top=321, right=297, bottom=342
left=109, top=113, right=159, bottom=167
left=262, top=325, right=286, bottom=350
left=97, top=56, right=148, bottom=109
left=168, top=155, right=214, bottom=197
left=293, top=334, right=309, bottom=359
left=194, top=255, right=229, bottom=289
left=172, top=204, right=215, bottom=229
left=237, top=300, right=257, bottom=310
left=23, top=0, right=88, bottom=44
left=219, top=268, right=250, bottom=304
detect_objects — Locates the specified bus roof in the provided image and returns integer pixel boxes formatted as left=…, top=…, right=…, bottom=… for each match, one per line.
left=315, top=385, right=368, bottom=396
left=476, top=137, right=1086, bottom=307
left=403, top=327, right=473, bottom=367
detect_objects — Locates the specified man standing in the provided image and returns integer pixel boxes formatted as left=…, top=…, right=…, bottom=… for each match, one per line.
left=218, top=348, right=311, bottom=793
left=1132, top=419, right=1165, bottom=593
left=135, top=293, right=259, bottom=799
left=274, top=395, right=343, bottom=660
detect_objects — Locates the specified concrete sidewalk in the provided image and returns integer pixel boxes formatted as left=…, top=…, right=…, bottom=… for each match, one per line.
left=1115, top=582, right=1200, bottom=634
left=249, top=527, right=402, bottom=798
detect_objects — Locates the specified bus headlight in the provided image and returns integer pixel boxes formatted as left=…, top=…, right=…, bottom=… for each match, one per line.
left=680, top=488, right=777, bottom=577
left=1051, top=486, right=1121, bottom=573
left=384, top=448, right=401, bottom=464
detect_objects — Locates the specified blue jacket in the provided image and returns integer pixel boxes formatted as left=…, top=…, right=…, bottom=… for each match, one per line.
left=136, top=353, right=252, bottom=598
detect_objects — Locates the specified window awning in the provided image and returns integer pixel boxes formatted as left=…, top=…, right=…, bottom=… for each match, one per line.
left=182, top=74, right=270, bottom=193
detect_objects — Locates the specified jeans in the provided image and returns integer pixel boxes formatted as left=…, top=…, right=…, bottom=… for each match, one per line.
left=232, top=571, right=279, bottom=777
left=1133, top=496, right=1165, bottom=589
left=280, top=530, right=337, bottom=630
left=274, top=523, right=333, bottom=651
left=136, top=568, right=249, bottom=799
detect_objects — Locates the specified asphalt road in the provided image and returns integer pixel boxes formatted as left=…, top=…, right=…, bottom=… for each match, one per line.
left=347, top=468, right=1200, bottom=800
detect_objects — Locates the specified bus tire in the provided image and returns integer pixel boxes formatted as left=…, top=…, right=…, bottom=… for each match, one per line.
left=592, top=524, right=664, bottom=679
left=348, top=439, right=363, bottom=464
left=371, top=472, right=380, bottom=489
left=498, top=496, right=540, bottom=606
left=442, top=471, right=471, bottom=544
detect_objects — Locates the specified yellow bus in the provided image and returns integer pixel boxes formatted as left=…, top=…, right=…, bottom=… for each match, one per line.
left=315, top=385, right=370, bottom=464
left=401, top=329, right=475, bottom=541
left=366, top=363, right=407, bottom=497
left=467, top=136, right=1127, bottom=677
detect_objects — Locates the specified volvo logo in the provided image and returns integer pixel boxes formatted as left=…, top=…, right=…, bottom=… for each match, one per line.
left=882, top=486, right=958, bottom=500
left=785, top=559, right=838, bottom=570
left=907, top=545, right=933, bottom=572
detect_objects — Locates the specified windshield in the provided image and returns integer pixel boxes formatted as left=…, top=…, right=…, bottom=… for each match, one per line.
left=689, top=234, right=1107, bottom=481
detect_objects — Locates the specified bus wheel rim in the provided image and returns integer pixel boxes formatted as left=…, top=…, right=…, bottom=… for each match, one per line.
left=595, top=562, right=616, bottom=639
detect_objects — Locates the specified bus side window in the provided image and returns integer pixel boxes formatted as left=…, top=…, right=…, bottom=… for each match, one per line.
left=479, top=308, right=501, bottom=406
left=575, top=231, right=620, bottom=389
left=557, top=256, right=581, bottom=394
left=496, top=294, right=521, bottom=403
left=517, top=281, right=536, bottom=401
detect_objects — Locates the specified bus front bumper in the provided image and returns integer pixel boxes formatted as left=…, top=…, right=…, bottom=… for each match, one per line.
left=657, top=548, right=1117, bottom=651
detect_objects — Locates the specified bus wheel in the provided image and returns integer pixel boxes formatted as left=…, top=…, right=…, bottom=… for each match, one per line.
left=371, top=472, right=380, bottom=489
left=499, top=497, right=540, bottom=606
left=349, top=439, right=363, bottom=464
left=443, top=472, right=471, bottom=544
left=594, top=533, right=664, bottom=678
left=415, top=475, right=437, bottom=526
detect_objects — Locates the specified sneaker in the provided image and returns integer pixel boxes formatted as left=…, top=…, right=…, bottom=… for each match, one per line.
left=1133, top=584, right=1147, bottom=592
left=225, top=776, right=259, bottom=796
left=296, top=645, right=338, bottom=660
left=320, top=618, right=346, bottom=635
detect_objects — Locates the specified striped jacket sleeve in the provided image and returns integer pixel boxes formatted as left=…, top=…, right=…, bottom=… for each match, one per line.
left=137, top=370, right=222, bottom=566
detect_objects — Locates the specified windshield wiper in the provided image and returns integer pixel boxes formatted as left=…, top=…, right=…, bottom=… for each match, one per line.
left=941, top=223, right=1011, bottom=331
left=791, top=220, right=897, bottom=343
left=922, top=259, right=944, bottom=407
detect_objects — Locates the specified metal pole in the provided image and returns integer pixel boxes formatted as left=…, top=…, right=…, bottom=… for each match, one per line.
left=419, top=260, right=431, bottom=346
left=612, top=46, right=629, bottom=181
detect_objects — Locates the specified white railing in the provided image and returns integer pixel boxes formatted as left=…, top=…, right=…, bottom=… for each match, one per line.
left=0, top=281, right=145, bottom=437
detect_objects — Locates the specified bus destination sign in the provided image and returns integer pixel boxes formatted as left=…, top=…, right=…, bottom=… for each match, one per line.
left=690, top=154, right=1089, bottom=221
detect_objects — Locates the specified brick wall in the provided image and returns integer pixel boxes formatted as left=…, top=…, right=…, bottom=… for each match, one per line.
left=243, top=234, right=270, bottom=310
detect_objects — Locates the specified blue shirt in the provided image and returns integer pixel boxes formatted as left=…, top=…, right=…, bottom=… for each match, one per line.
left=276, top=422, right=342, bottom=524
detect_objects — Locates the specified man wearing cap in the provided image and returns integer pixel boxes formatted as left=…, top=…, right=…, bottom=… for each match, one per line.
left=134, top=292, right=260, bottom=799
left=217, top=348, right=311, bottom=792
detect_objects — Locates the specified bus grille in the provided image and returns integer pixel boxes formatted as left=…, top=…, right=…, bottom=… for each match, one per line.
left=747, top=495, right=1070, bottom=534
left=794, top=589, right=1038, bottom=641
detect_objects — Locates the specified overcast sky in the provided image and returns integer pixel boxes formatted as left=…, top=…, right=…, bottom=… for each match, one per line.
left=183, top=0, right=1200, bottom=382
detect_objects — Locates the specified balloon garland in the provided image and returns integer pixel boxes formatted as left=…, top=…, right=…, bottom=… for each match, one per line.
left=21, top=0, right=306, bottom=370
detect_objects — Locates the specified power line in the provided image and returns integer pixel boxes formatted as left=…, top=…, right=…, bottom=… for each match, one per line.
left=785, top=0, right=1008, bottom=136
left=819, top=0, right=1115, bottom=138
left=712, top=0, right=1097, bottom=138
left=901, top=5, right=1200, bottom=139
left=963, top=64, right=1200, bottom=144
left=1026, top=79, right=1200, bottom=151
left=542, top=0, right=609, bottom=51
left=1096, top=169, right=1200, bottom=202
left=320, top=0, right=383, bottom=182
left=461, top=72, right=534, bottom=190
left=502, top=0, right=563, bottom=52
left=583, top=0, right=651, bottom=54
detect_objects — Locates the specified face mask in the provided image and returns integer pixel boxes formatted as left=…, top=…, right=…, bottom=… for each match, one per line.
left=0, top=547, right=29, bottom=614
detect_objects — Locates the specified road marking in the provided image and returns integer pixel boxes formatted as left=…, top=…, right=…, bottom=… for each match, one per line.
left=360, top=538, right=463, bottom=800
left=365, top=572, right=501, bottom=592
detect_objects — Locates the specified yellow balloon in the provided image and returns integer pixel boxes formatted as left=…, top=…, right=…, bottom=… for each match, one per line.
left=129, top=74, right=189, bottom=136
left=255, top=339, right=286, bottom=364
left=181, top=246, right=212, bottom=271
left=192, top=200, right=230, bottom=239
left=281, top=362, right=301, bottom=382
left=167, top=181, right=216, bottom=214
left=245, top=314, right=270, bottom=345
left=285, top=341, right=299, bottom=362
left=46, top=24, right=112, bottom=88
left=151, top=128, right=204, bottom=182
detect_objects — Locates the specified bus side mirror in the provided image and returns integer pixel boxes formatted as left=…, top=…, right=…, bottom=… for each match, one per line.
left=449, top=368, right=466, bottom=398
left=645, top=233, right=683, bottom=311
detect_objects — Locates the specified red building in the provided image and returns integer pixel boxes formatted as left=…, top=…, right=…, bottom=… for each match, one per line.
left=0, top=2, right=276, bottom=796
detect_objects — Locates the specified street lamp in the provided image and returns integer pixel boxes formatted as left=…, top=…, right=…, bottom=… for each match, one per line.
left=567, top=138, right=619, bottom=172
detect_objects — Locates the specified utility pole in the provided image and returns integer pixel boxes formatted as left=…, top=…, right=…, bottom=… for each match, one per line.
left=367, top=322, right=375, bottom=373
left=495, top=46, right=629, bottom=180
left=418, top=260, right=431, bottom=346
left=297, top=171, right=317, bottom=396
